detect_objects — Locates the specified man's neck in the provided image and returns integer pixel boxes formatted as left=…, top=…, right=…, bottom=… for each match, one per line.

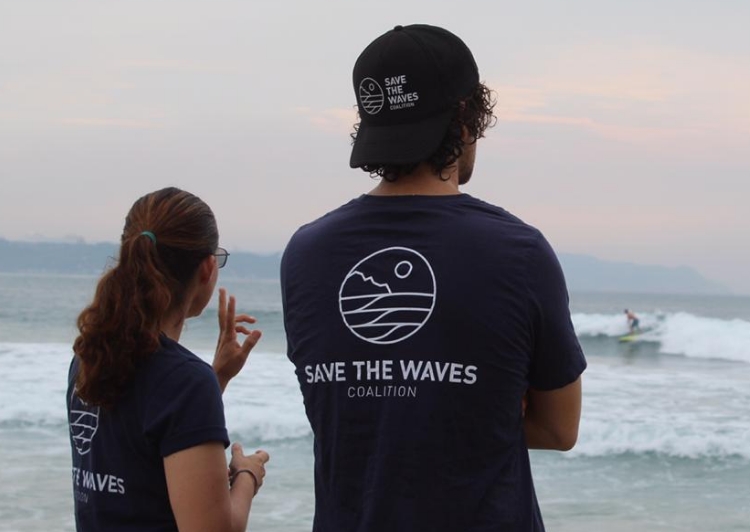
left=368, top=162, right=460, bottom=196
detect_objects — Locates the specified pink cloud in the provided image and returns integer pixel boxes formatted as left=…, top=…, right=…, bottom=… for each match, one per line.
left=293, top=106, right=357, bottom=134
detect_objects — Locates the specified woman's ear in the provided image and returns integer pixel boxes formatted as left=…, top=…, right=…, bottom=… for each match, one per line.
left=197, top=254, right=216, bottom=284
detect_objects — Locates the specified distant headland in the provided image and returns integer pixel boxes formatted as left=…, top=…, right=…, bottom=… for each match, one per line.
left=0, top=238, right=731, bottom=295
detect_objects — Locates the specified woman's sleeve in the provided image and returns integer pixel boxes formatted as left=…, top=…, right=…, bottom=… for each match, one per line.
left=143, top=361, right=230, bottom=457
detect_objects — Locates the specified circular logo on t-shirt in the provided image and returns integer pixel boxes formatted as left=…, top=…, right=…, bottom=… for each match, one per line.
left=339, top=247, right=436, bottom=345
left=358, top=77, right=385, bottom=115
left=69, top=389, right=100, bottom=456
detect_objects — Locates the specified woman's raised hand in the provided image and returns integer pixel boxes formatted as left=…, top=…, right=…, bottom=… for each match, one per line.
left=212, top=288, right=262, bottom=392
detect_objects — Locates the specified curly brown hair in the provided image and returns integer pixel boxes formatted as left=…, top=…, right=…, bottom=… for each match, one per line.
left=73, top=187, right=218, bottom=408
left=351, top=82, right=496, bottom=181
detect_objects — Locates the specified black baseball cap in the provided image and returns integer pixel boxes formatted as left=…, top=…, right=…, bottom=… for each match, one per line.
left=350, top=24, right=480, bottom=168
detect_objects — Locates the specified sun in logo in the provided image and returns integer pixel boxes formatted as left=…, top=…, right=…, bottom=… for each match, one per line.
left=339, top=247, right=436, bottom=345
left=358, top=77, right=385, bottom=115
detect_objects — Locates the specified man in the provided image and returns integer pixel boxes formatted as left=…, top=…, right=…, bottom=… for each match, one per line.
left=281, top=24, right=586, bottom=531
left=624, top=309, right=640, bottom=333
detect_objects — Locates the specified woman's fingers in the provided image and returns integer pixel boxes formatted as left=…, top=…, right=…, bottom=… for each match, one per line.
left=217, top=291, right=259, bottom=349
left=235, top=314, right=257, bottom=325
left=217, top=288, right=227, bottom=329
left=241, top=330, right=262, bottom=354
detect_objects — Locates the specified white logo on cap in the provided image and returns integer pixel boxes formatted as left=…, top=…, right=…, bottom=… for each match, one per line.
left=358, top=77, right=385, bottom=115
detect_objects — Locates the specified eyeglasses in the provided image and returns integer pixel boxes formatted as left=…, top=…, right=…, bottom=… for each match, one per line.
left=214, top=247, right=230, bottom=269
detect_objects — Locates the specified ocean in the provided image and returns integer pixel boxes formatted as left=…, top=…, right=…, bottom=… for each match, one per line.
left=1, top=272, right=749, bottom=531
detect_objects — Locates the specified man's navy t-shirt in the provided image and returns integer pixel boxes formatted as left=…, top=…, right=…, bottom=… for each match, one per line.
left=281, top=194, right=586, bottom=532
left=67, top=335, right=229, bottom=531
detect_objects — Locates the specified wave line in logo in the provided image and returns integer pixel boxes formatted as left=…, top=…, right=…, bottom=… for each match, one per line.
left=69, top=389, right=100, bottom=456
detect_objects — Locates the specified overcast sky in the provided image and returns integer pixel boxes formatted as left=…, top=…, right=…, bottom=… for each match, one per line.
left=1, top=0, right=749, bottom=293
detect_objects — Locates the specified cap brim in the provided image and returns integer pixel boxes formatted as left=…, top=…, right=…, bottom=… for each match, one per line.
left=349, top=109, right=454, bottom=168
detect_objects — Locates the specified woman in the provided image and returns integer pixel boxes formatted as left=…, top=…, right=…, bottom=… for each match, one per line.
left=67, top=187, right=268, bottom=531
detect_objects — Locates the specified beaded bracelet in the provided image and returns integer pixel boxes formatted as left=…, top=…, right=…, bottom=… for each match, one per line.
left=230, top=468, right=260, bottom=495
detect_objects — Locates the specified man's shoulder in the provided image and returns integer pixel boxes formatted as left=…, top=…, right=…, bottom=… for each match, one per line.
left=284, top=192, right=546, bottom=249
left=286, top=197, right=363, bottom=244
left=459, top=194, right=544, bottom=239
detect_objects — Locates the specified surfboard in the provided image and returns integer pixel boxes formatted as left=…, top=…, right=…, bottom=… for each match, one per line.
left=618, top=327, right=651, bottom=342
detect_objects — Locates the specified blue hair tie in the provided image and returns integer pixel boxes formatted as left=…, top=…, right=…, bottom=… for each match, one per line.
left=140, top=231, right=157, bottom=244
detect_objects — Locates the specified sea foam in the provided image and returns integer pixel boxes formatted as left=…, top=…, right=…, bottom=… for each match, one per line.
left=0, top=343, right=312, bottom=442
left=572, top=364, right=750, bottom=460
left=3, top=339, right=749, bottom=460
left=572, top=311, right=750, bottom=364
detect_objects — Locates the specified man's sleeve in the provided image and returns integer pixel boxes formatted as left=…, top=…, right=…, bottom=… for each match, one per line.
left=526, top=233, right=587, bottom=390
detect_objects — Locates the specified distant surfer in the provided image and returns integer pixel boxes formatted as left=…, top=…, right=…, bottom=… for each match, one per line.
left=624, top=309, right=640, bottom=333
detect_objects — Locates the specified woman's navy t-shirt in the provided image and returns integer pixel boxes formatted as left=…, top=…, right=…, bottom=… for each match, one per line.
left=67, top=335, right=229, bottom=531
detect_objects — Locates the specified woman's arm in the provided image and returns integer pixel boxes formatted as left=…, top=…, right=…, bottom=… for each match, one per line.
left=164, top=442, right=268, bottom=532
left=524, top=376, right=582, bottom=451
